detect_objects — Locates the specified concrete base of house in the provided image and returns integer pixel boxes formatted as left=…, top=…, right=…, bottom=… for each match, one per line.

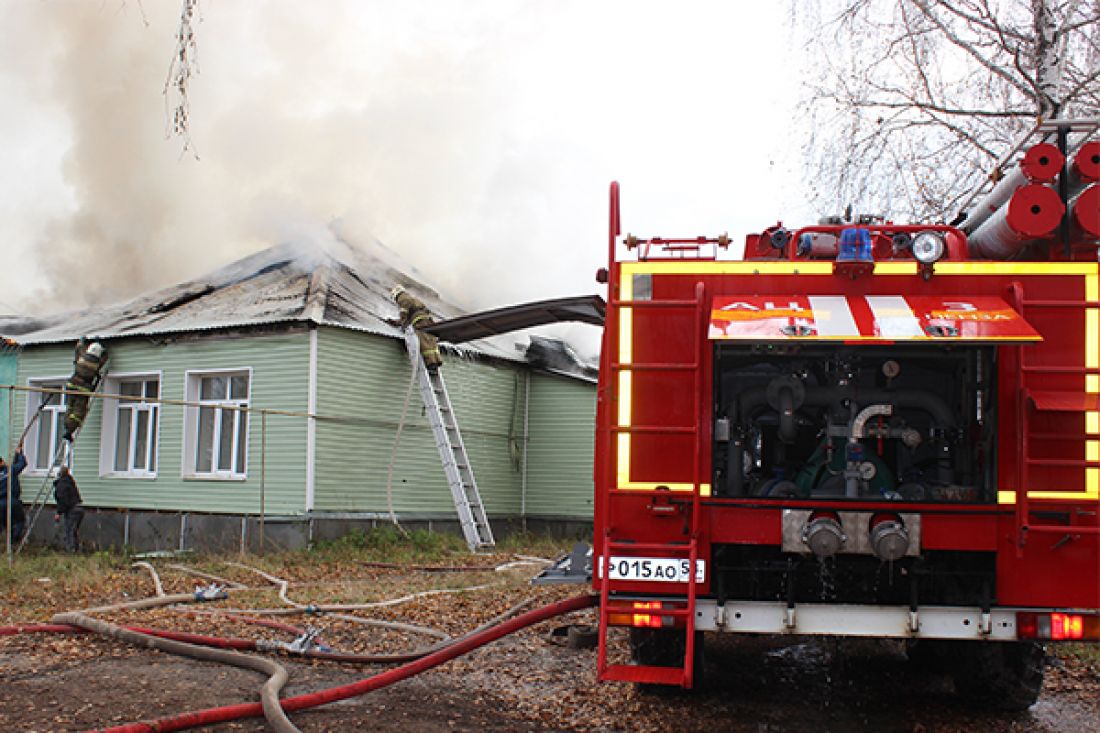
left=20, top=507, right=592, bottom=554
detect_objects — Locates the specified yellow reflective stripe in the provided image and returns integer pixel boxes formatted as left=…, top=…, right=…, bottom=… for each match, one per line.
left=618, top=482, right=713, bottom=497
left=936, top=262, right=1100, bottom=276
left=616, top=434, right=631, bottom=486
left=617, top=269, right=633, bottom=485
left=1089, top=412, right=1100, bottom=435
left=873, top=262, right=918, bottom=275
left=1088, top=374, right=1099, bottom=394
left=1088, top=309, right=1099, bottom=369
left=621, top=262, right=834, bottom=276
left=617, top=371, right=632, bottom=426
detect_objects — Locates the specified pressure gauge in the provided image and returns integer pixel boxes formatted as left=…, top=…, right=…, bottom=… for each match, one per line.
left=859, top=461, right=877, bottom=481
left=882, top=360, right=901, bottom=379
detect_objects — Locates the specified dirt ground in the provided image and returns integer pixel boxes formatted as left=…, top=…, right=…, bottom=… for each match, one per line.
left=1, top=547, right=1098, bottom=732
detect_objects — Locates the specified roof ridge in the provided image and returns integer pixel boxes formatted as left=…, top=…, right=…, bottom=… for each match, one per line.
left=303, top=262, right=332, bottom=324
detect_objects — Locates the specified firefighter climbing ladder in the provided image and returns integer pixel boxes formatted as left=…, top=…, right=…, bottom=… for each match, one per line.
left=403, top=328, right=495, bottom=551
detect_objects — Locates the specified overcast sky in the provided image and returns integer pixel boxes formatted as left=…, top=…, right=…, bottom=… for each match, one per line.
left=0, top=1, right=810, bottom=326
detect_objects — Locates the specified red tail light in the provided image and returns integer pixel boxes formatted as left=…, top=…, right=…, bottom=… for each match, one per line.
left=1017, top=612, right=1099, bottom=641
left=607, top=601, right=685, bottom=629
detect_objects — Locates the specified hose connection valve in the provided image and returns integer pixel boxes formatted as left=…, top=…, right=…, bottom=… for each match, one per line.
left=802, top=511, right=847, bottom=559
left=259, top=626, right=331, bottom=655
left=869, top=514, right=910, bottom=562
left=193, top=583, right=228, bottom=602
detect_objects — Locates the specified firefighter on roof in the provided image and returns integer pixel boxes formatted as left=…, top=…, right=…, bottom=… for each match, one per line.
left=389, top=285, right=443, bottom=370
left=63, top=337, right=109, bottom=441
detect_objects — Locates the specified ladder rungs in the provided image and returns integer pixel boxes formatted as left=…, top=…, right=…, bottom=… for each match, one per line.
left=611, top=425, right=697, bottom=435
left=605, top=540, right=693, bottom=553
left=602, top=664, right=687, bottom=686
left=611, top=363, right=697, bottom=372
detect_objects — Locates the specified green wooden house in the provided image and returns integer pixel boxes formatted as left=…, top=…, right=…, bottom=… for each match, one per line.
left=2, top=239, right=596, bottom=551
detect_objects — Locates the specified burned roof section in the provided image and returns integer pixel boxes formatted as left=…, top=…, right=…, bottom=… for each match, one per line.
left=1, top=236, right=517, bottom=361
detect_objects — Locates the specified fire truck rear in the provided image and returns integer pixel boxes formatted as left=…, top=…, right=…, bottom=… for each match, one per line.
left=593, top=121, right=1100, bottom=708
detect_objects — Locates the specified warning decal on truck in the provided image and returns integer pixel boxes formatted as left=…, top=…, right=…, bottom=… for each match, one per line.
left=708, top=295, right=1042, bottom=342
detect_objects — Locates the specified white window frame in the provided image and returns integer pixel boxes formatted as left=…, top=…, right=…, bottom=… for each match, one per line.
left=182, top=368, right=251, bottom=481
left=99, top=371, right=162, bottom=479
left=24, top=376, right=70, bottom=477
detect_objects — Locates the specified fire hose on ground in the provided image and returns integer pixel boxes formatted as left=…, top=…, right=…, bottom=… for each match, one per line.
left=89, top=593, right=595, bottom=733
left=52, top=610, right=301, bottom=733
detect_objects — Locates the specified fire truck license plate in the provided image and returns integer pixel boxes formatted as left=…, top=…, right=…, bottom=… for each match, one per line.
left=604, top=557, right=705, bottom=583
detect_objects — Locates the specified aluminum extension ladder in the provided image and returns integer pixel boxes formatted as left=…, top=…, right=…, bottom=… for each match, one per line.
left=403, top=329, right=495, bottom=551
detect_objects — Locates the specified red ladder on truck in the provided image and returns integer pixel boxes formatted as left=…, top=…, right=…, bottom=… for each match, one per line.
left=1013, top=282, right=1100, bottom=553
left=597, top=282, right=707, bottom=687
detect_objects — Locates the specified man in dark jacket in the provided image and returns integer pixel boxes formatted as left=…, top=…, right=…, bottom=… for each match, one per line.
left=0, top=445, right=27, bottom=543
left=53, top=465, right=84, bottom=553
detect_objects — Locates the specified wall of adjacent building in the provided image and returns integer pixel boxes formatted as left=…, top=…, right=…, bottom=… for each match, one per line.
left=523, top=371, right=596, bottom=518
left=13, top=331, right=311, bottom=516
left=312, top=327, right=528, bottom=517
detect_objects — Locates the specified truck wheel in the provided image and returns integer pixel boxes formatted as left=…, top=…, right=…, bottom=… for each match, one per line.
left=628, top=628, right=705, bottom=692
left=950, top=641, right=1045, bottom=710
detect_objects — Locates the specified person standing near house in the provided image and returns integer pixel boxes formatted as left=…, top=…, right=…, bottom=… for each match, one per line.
left=52, top=465, right=84, bottom=553
left=389, top=285, right=443, bottom=371
left=63, top=336, right=109, bottom=441
left=0, top=443, right=27, bottom=542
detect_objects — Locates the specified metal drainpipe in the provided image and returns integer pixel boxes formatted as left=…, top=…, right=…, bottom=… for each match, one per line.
left=6, top=384, right=13, bottom=568
left=521, top=371, right=530, bottom=528
left=260, top=409, right=266, bottom=555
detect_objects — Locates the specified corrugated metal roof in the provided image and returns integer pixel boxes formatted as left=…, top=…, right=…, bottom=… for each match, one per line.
left=0, top=237, right=520, bottom=361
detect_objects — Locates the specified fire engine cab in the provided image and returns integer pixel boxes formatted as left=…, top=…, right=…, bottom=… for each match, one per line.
left=593, top=120, right=1100, bottom=708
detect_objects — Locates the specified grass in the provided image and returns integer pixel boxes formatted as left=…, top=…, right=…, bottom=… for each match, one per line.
left=1052, top=643, right=1100, bottom=670
left=0, top=527, right=579, bottom=613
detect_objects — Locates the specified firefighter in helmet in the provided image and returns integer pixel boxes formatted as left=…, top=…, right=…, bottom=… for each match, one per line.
left=389, top=285, right=443, bottom=371
left=63, top=337, right=109, bottom=441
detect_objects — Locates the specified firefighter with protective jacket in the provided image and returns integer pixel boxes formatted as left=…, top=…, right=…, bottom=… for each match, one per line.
left=63, top=337, right=109, bottom=441
left=388, top=285, right=443, bottom=370
left=53, top=465, right=84, bottom=553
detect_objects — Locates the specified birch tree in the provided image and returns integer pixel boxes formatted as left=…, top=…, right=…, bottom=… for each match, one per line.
left=799, top=0, right=1100, bottom=223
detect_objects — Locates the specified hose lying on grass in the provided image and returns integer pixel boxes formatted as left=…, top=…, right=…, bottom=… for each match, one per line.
left=91, top=593, right=597, bottom=733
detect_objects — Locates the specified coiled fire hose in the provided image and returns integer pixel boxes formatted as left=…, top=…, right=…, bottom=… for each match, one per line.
left=89, top=593, right=596, bottom=733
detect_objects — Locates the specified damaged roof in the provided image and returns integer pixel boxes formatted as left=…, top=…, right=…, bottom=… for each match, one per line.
left=0, top=237, right=519, bottom=361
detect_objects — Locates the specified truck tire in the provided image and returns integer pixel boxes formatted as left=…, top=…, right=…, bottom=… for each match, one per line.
left=949, top=641, right=1045, bottom=711
left=628, top=628, right=705, bottom=692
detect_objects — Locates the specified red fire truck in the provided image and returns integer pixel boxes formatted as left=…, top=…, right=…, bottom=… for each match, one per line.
left=593, top=120, right=1100, bottom=708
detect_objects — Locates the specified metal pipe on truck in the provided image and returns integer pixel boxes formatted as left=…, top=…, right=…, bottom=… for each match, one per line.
left=961, top=143, right=1065, bottom=233
left=968, top=183, right=1066, bottom=259
left=1070, top=141, right=1100, bottom=192
left=1070, top=185, right=1100, bottom=241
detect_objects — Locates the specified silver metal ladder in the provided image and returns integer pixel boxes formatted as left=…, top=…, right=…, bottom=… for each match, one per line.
left=403, top=329, right=495, bottom=551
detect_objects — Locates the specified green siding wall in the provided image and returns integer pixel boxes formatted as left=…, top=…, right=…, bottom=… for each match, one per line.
left=313, top=328, right=526, bottom=516
left=524, top=373, right=596, bottom=518
left=14, top=332, right=310, bottom=515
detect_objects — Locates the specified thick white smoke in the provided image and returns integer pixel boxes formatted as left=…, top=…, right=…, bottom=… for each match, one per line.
left=0, top=1, right=806, bottom=359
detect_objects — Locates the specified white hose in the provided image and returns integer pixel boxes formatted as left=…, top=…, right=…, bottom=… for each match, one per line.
left=166, top=562, right=249, bottom=590
left=131, top=561, right=166, bottom=597
left=224, top=561, right=502, bottom=612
